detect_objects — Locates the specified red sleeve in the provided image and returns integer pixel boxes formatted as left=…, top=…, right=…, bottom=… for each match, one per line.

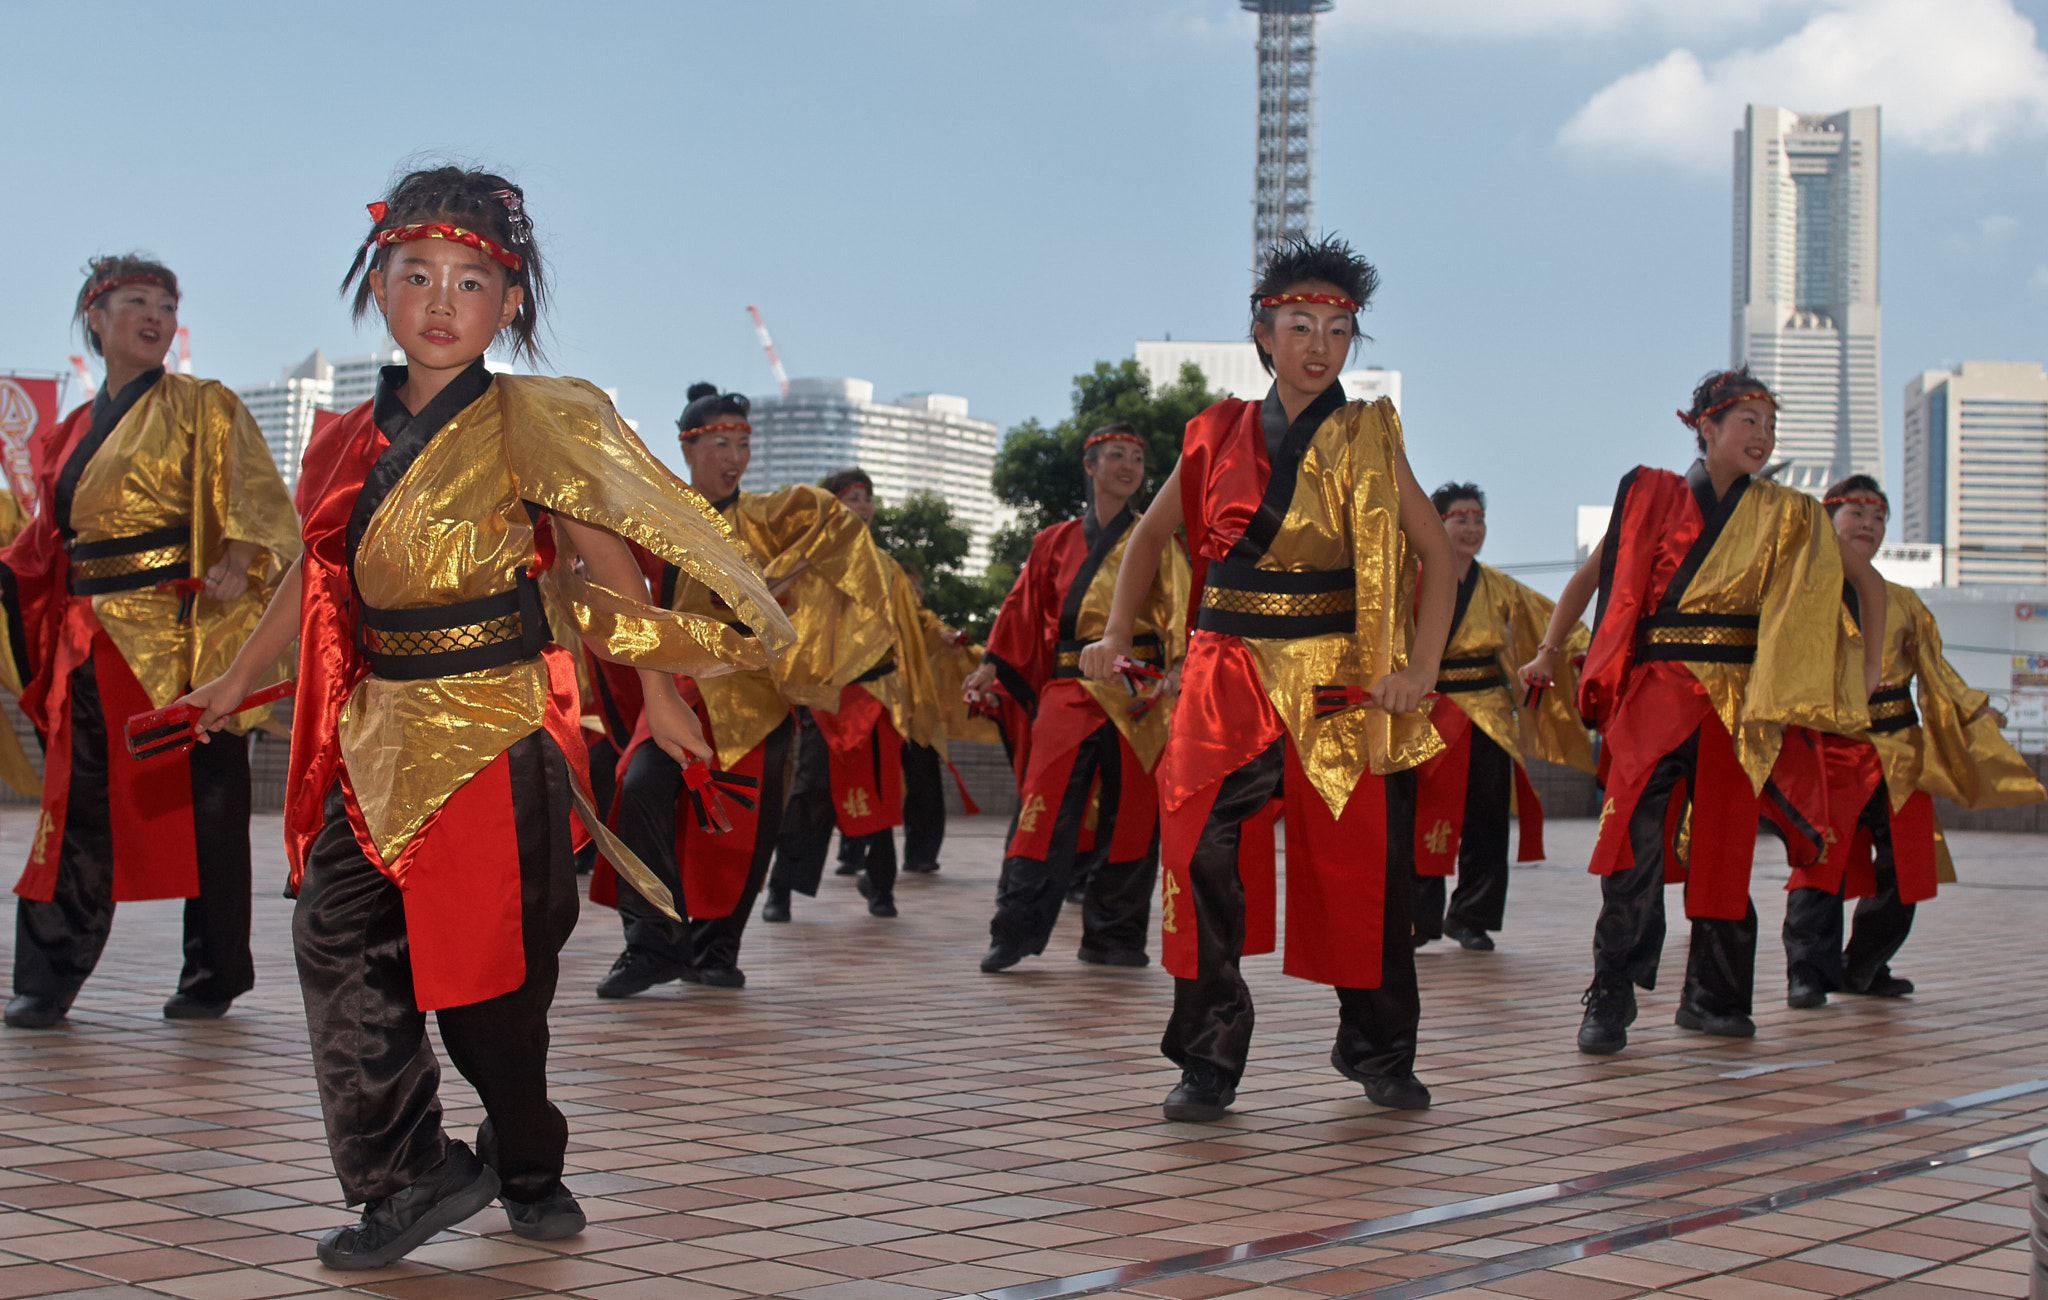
left=984, top=524, right=1065, bottom=711
left=1577, top=468, right=1691, bottom=730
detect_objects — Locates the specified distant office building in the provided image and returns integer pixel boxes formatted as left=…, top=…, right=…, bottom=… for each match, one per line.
left=746, top=379, right=1007, bottom=573
left=1134, top=339, right=1400, bottom=410
left=1902, top=361, right=2048, bottom=586
left=236, top=344, right=405, bottom=487
left=1732, top=104, right=1882, bottom=493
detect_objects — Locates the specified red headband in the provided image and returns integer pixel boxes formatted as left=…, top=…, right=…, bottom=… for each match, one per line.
left=832, top=482, right=871, bottom=498
left=1258, top=292, right=1360, bottom=312
left=367, top=204, right=524, bottom=273
left=1677, top=390, right=1776, bottom=429
left=1440, top=503, right=1484, bottom=518
left=83, top=272, right=176, bottom=307
left=1824, top=491, right=1888, bottom=512
left=680, top=419, right=751, bottom=443
left=1084, top=429, right=1144, bottom=451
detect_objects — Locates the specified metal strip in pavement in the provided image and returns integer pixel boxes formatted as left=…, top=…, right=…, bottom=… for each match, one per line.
left=959, top=1076, right=2048, bottom=1300
left=1345, top=1122, right=2048, bottom=1298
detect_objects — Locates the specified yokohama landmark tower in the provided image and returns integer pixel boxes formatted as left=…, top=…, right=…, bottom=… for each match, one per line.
left=1244, top=0, right=1332, bottom=270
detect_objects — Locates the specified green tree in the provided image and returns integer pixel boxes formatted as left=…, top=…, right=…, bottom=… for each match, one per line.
left=871, top=490, right=1008, bottom=638
left=988, top=358, right=1222, bottom=570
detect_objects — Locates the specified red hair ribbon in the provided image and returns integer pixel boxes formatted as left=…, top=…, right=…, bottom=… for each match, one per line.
left=1677, top=389, right=1776, bottom=429
left=373, top=222, right=524, bottom=272
left=1084, top=429, right=1145, bottom=451
left=84, top=272, right=176, bottom=307
left=1259, top=292, right=1360, bottom=312
left=680, top=758, right=759, bottom=834
left=680, top=419, right=751, bottom=444
left=365, top=201, right=389, bottom=223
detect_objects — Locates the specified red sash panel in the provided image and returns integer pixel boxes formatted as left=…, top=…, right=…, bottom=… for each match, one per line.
left=1412, top=698, right=1472, bottom=878
left=813, top=685, right=903, bottom=836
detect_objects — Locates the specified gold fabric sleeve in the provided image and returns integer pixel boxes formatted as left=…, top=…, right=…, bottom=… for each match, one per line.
left=883, top=559, right=949, bottom=758
left=935, top=643, right=1001, bottom=744
left=74, top=377, right=299, bottom=727
left=1677, top=482, right=1868, bottom=791
left=1070, top=524, right=1188, bottom=770
left=1499, top=568, right=1597, bottom=773
left=1237, top=398, right=1443, bottom=818
left=1899, top=586, right=2044, bottom=810
left=735, top=485, right=894, bottom=708
left=495, top=377, right=794, bottom=675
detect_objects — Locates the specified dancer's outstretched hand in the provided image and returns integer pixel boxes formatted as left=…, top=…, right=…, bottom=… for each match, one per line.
left=173, top=669, right=256, bottom=744
left=1368, top=664, right=1434, bottom=715
left=1078, top=634, right=1128, bottom=681
left=1518, top=647, right=1558, bottom=691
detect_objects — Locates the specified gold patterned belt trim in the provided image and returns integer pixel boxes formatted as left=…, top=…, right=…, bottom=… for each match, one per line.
left=1434, top=654, right=1503, bottom=694
left=1199, top=586, right=1355, bottom=618
left=1867, top=684, right=1919, bottom=734
left=361, top=612, right=526, bottom=658
left=72, top=541, right=190, bottom=582
left=1642, top=623, right=1758, bottom=647
left=1636, top=611, right=1760, bottom=666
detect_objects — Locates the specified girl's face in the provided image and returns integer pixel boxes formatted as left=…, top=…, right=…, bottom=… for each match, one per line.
left=1699, top=398, right=1775, bottom=478
left=1832, top=498, right=1887, bottom=561
left=1440, top=501, right=1486, bottom=559
left=683, top=425, right=751, bottom=499
left=87, top=284, right=177, bottom=377
left=1252, top=280, right=1353, bottom=398
left=369, top=237, right=522, bottom=371
left=1084, top=440, right=1146, bottom=502
left=839, top=485, right=874, bottom=523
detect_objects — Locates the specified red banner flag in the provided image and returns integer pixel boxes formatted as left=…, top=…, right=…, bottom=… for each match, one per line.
left=0, top=374, right=59, bottom=511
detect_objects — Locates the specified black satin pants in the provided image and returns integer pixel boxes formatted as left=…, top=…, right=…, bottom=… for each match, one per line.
left=901, top=741, right=946, bottom=869
left=1162, top=740, right=1421, bottom=1087
left=294, top=732, right=576, bottom=1207
left=1410, top=727, right=1514, bottom=940
left=768, top=709, right=837, bottom=897
left=13, top=647, right=253, bottom=1008
left=614, top=716, right=793, bottom=972
left=990, top=719, right=1156, bottom=957
left=1783, top=784, right=1916, bottom=991
left=836, top=829, right=899, bottom=899
left=1592, top=730, right=1757, bottom=1015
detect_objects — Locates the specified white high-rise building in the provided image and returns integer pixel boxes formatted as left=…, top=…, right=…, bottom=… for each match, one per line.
left=1732, top=104, right=1882, bottom=493
left=1902, top=362, right=2048, bottom=586
left=236, top=343, right=405, bottom=487
left=745, top=379, right=1008, bottom=573
left=1134, top=339, right=1400, bottom=410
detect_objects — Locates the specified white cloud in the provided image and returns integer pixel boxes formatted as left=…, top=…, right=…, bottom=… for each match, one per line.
left=1557, top=0, right=2048, bottom=168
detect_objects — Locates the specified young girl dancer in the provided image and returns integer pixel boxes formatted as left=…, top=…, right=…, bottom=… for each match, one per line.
left=1, top=255, right=298, bottom=1029
left=1524, top=368, right=1881, bottom=1054
left=1084, top=235, right=1454, bottom=1121
left=184, top=167, right=791, bottom=1269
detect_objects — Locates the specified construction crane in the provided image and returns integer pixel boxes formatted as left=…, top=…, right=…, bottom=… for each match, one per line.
left=172, top=326, right=192, bottom=374
left=746, top=305, right=790, bottom=396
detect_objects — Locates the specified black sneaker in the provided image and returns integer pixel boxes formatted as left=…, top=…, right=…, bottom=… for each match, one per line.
left=903, top=860, right=941, bottom=875
left=1441, top=918, right=1495, bottom=952
left=1077, top=947, right=1149, bottom=968
left=4, top=996, right=67, bottom=1029
left=1577, top=979, right=1636, bottom=1055
left=686, top=966, right=747, bottom=989
left=163, top=993, right=233, bottom=1020
left=314, top=1141, right=499, bottom=1270
left=595, top=949, right=687, bottom=999
left=855, top=872, right=897, bottom=917
left=1329, top=1048, right=1431, bottom=1109
left=1786, top=978, right=1827, bottom=1009
left=1064, top=883, right=1087, bottom=905
left=1162, top=1066, right=1236, bottom=1122
left=761, top=886, right=792, bottom=923
left=504, top=1185, right=586, bottom=1240
left=1675, top=999, right=1755, bottom=1038
left=1847, top=969, right=1914, bottom=998
left=979, top=943, right=1027, bottom=973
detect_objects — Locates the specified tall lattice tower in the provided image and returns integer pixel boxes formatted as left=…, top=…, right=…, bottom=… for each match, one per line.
left=1245, top=0, right=1331, bottom=270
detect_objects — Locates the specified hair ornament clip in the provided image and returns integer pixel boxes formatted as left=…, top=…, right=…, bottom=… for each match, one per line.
left=490, top=188, right=533, bottom=245
left=365, top=201, right=389, bottom=223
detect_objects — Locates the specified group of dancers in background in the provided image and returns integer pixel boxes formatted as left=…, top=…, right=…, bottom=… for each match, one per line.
left=0, top=161, right=2039, bottom=1271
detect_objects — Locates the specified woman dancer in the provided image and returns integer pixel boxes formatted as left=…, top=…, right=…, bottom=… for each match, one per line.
left=184, top=167, right=791, bottom=1268
left=1084, top=235, right=1454, bottom=1121
left=1523, top=367, right=1881, bottom=1054
left=1, top=255, right=298, bottom=1029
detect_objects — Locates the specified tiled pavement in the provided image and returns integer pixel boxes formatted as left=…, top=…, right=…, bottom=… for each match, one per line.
left=0, top=808, right=2042, bottom=1299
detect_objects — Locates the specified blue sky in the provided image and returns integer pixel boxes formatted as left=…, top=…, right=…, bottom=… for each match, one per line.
left=4, top=0, right=2046, bottom=581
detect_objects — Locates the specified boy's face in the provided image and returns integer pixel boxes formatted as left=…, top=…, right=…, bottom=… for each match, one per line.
left=1253, top=279, right=1353, bottom=398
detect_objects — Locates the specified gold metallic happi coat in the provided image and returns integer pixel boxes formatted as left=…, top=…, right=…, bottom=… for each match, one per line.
left=1668, top=479, right=1869, bottom=791
left=678, top=484, right=894, bottom=769
left=68, top=374, right=300, bottom=722
left=341, top=376, right=794, bottom=867
left=1429, top=561, right=1595, bottom=773
left=1213, top=399, right=1441, bottom=816
left=1070, top=521, right=1189, bottom=770
left=858, top=553, right=951, bottom=759
left=933, top=632, right=1001, bottom=746
left=1866, top=582, right=2043, bottom=811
